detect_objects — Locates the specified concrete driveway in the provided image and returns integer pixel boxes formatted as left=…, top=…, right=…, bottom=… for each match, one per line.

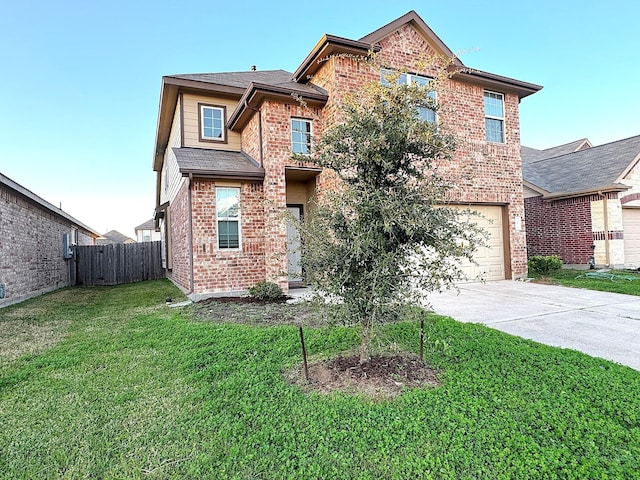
left=426, top=281, right=640, bottom=371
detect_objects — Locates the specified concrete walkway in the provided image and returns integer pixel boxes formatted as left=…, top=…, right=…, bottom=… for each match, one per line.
left=427, top=281, right=640, bottom=371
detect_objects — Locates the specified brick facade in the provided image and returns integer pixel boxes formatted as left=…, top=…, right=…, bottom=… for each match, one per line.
left=309, top=24, right=528, bottom=277
left=155, top=12, right=539, bottom=296
left=0, top=178, right=96, bottom=307
left=191, top=180, right=266, bottom=294
left=525, top=195, right=594, bottom=265
left=166, top=179, right=191, bottom=292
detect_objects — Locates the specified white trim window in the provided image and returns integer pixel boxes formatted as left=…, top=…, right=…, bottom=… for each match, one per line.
left=70, top=227, right=78, bottom=246
left=380, top=68, right=437, bottom=123
left=216, top=187, right=241, bottom=250
left=291, top=118, right=312, bottom=155
left=484, top=91, right=505, bottom=143
left=200, top=105, right=225, bottom=141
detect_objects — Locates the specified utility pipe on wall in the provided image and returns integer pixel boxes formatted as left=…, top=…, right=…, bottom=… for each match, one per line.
left=188, top=173, right=194, bottom=294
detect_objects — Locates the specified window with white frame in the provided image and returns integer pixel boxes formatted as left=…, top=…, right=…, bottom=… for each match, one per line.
left=70, top=227, right=78, bottom=245
left=200, top=104, right=226, bottom=142
left=380, top=68, right=437, bottom=123
left=216, top=187, right=240, bottom=249
left=291, top=118, right=312, bottom=155
left=484, top=91, right=505, bottom=143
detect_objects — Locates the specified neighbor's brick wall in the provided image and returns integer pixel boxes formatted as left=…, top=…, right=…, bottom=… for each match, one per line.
left=0, top=183, right=94, bottom=307
left=190, top=179, right=266, bottom=294
left=525, top=195, right=594, bottom=265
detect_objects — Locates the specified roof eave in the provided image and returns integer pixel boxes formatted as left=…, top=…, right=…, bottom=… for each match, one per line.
left=541, top=184, right=630, bottom=201
left=228, top=82, right=328, bottom=131
left=523, top=180, right=548, bottom=196
left=452, top=68, right=543, bottom=99
left=179, top=168, right=265, bottom=181
left=0, top=173, right=101, bottom=237
left=292, top=34, right=379, bottom=83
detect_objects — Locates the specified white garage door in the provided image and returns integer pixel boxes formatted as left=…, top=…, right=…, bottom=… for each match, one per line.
left=622, top=208, right=640, bottom=267
left=450, top=205, right=506, bottom=282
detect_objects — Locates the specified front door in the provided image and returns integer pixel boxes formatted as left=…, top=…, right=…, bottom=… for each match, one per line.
left=286, top=205, right=303, bottom=284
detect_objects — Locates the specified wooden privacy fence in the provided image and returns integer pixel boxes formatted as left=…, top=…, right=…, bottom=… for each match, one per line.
left=73, top=241, right=165, bottom=286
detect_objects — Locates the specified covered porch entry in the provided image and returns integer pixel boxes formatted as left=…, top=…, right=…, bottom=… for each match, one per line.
left=285, top=166, right=320, bottom=288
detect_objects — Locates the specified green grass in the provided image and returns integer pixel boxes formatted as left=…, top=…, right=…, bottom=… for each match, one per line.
left=535, top=269, right=640, bottom=296
left=1, top=281, right=639, bottom=479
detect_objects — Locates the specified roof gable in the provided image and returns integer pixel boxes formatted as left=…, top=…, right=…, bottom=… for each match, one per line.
left=135, top=219, right=155, bottom=231
left=359, top=10, right=464, bottom=68
left=522, top=138, right=592, bottom=163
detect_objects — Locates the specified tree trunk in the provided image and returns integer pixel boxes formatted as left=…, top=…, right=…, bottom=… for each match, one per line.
left=359, top=320, right=371, bottom=365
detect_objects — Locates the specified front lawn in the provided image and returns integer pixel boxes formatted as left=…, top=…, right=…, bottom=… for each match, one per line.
left=1, top=280, right=639, bottom=478
left=533, top=268, right=640, bottom=296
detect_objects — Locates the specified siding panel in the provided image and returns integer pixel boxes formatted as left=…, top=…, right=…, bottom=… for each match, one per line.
left=182, top=93, right=241, bottom=151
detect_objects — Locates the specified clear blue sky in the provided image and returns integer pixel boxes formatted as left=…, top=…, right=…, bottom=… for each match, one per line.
left=1, top=0, right=638, bottom=237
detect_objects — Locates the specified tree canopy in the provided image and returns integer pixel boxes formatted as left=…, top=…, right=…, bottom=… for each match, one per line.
left=295, top=62, right=486, bottom=363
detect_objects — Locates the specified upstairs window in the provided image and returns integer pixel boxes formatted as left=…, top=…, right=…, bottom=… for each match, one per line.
left=291, top=118, right=312, bottom=155
left=484, top=91, right=505, bottom=143
left=200, top=104, right=226, bottom=142
left=380, top=68, right=437, bottom=123
left=216, top=187, right=240, bottom=249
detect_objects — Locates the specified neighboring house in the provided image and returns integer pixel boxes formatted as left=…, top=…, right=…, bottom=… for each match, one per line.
left=96, top=230, right=136, bottom=245
left=135, top=219, right=161, bottom=242
left=152, top=10, right=542, bottom=298
left=0, top=172, right=100, bottom=307
left=523, top=135, right=640, bottom=268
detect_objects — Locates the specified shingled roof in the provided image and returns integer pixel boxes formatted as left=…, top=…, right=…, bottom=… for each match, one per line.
left=521, top=138, right=592, bottom=164
left=522, top=135, right=640, bottom=197
left=167, top=69, right=327, bottom=97
left=172, top=147, right=264, bottom=180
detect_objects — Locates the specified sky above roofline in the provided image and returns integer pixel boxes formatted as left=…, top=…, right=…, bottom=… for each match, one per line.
left=1, top=0, right=638, bottom=237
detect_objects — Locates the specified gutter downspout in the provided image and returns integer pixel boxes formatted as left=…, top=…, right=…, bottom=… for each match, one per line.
left=188, top=173, right=195, bottom=294
left=598, top=191, right=611, bottom=266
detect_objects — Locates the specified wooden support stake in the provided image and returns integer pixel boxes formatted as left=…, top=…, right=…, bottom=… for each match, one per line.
left=299, top=326, right=309, bottom=382
left=419, top=317, right=425, bottom=361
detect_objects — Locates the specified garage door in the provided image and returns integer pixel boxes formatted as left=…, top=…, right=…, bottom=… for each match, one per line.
left=622, top=208, right=640, bottom=267
left=450, top=205, right=506, bottom=282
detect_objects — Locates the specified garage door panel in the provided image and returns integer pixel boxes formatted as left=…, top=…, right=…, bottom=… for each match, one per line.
left=450, top=205, right=505, bottom=282
left=623, top=208, right=640, bottom=267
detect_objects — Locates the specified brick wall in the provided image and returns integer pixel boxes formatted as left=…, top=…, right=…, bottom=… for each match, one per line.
left=258, top=100, right=326, bottom=291
left=0, top=183, right=94, bottom=307
left=310, top=24, right=528, bottom=278
left=167, top=179, right=191, bottom=292
left=525, top=195, right=594, bottom=265
left=190, top=179, right=266, bottom=294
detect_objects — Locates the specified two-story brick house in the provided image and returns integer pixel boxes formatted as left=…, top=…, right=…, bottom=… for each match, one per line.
left=152, top=11, right=541, bottom=298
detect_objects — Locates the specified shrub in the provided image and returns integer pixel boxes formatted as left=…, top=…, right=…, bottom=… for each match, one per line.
left=528, top=255, right=563, bottom=276
left=248, top=281, right=284, bottom=300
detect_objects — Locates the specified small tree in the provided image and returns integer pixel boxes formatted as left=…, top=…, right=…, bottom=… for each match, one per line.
left=297, top=61, right=485, bottom=364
